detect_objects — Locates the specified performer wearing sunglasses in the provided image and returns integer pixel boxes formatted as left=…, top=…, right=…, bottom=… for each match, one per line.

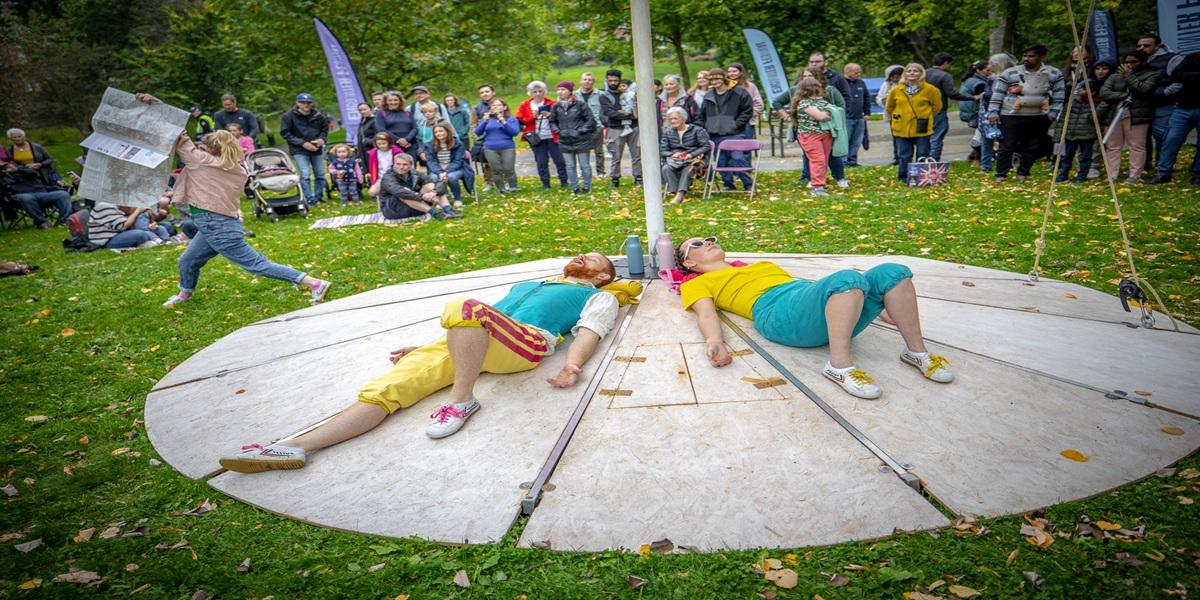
left=675, top=237, right=953, bottom=399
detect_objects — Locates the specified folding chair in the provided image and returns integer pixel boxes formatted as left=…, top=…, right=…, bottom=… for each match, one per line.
left=703, top=138, right=763, bottom=201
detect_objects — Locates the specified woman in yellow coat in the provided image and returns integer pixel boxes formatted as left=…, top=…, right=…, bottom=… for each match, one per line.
left=885, top=63, right=943, bottom=181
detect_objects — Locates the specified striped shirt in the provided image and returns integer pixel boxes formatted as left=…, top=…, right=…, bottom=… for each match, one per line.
left=87, top=202, right=129, bottom=247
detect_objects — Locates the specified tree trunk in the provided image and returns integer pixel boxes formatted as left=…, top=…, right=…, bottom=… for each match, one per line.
left=988, top=0, right=1019, bottom=55
left=671, top=31, right=689, bottom=87
left=904, top=28, right=932, bottom=65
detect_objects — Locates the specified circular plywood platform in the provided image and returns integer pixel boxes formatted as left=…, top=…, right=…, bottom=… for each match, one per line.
left=145, top=255, right=1200, bottom=551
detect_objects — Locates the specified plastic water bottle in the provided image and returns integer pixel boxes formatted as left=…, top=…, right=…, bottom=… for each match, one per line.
left=624, top=235, right=645, bottom=278
left=654, top=232, right=675, bottom=273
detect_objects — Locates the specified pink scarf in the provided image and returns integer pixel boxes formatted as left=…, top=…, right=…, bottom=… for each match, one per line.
left=662, top=260, right=749, bottom=294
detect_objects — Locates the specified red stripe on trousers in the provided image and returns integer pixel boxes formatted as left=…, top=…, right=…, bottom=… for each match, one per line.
left=460, top=299, right=548, bottom=362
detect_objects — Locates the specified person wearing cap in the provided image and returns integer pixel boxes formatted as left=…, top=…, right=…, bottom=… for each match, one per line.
left=517, top=80, right=569, bottom=190
left=188, top=107, right=215, bottom=139
left=280, top=92, right=330, bottom=204
left=408, top=85, right=448, bottom=129
left=549, top=81, right=597, bottom=194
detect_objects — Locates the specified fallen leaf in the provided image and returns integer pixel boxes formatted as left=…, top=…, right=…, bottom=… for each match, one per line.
left=649, top=538, right=674, bottom=553
left=99, top=526, right=121, bottom=539
left=766, top=568, right=799, bottom=589
left=628, top=575, right=648, bottom=590
left=18, top=578, right=42, bottom=590
left=15, top=538, right=43, bottom=553
left=1060, top=449, right=1089, bottom=462
left=1114, top=552, right=1144, bottom=566
left=1006, top=549, right=1018, bottom=566
left=130, top=583, right=152, bottom=594
left=820, top=571, right=849, bottom=587
left=1063, top=293, right=1077, bottom=299
left=185, top=499, right=215, bottom=516
left=1095, top=520, right=1122, bottom=531
left=843, top=563, right=869, bottom=571
left=1161, top=427, right=1185, bottom=436
left=237, top=558, right=252, bottom=573
left=61, top=328, right=76, bottom=337
left=637, top=544, right=651, bottom=556
left=1181, top=468, right=1200, bottom=479
left=2, top=484, right=17, bottom=497
left=1135, top=390, right=1153, bottom=397
left=54, top=569, right=102, bottom=585
left=782, top=553, right=798, bottom=565
left=961, top=281, right=975, bottom=287
left=1146, top=550, right=1166, bottom=562
left=907, top=592, right=942, bottom=600
left=1179, top=496, right=1194, bottom=505
left=1157, top=468, right=1177, bottom=478
left=192, top=591, right=213, bottom=600
left=125, top=563, right=139, bottom=572
left=74, top=528, right=95, bottom=542
left=1022, top=571, right=1045, bottom=587
left=453, top=569, right=470, bottom=588
left=122, top=526, right=148, bottom=538
left=79, top=435, right=89, bottom=445
left=1024, top=529, right=1054, bottom=548
left=928, top=579, right=946, bottom=591
left=24, top=415, right=48, bottom=424
left=1092, top=560, right=1107, bottom=570
left=949, top=584, right=981, bottom=598
left=368, top=562, right=386, bottom=573
left=762, top=558, right=783, bottom=570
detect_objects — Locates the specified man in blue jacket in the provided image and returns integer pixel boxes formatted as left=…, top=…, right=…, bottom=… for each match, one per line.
left=279, top=93, right=330, bottom=205
left=842, top=64, right=872, bottom=167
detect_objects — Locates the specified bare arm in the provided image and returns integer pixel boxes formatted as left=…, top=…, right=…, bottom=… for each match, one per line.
left=690, top=298, right=732, bottom=367
left=547, top=328, right=601, bottom=388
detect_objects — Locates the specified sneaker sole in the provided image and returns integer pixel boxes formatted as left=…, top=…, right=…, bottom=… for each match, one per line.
left=219, top=456, right=306, bottom=473
left=822, top=370, right=881, bottom=400
left=899, top=354, right=954, bottom=383
left=427, top=403, right=480, bottom=439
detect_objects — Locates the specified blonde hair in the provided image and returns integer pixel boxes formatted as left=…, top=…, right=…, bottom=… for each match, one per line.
left=419, top=101, right=439, bottom=115
left=202, top=130, right=245, bottom=170
left=332, top=143, right=352, bottom=156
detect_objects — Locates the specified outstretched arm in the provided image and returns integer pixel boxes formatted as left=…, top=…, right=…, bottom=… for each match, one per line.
left=547, top=328, right=600, bottom=388
left=690, top=298, right=732, bottom=367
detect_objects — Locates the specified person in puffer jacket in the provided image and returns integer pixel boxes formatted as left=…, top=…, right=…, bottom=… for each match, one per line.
left=549, top=81, right=597, bottom=194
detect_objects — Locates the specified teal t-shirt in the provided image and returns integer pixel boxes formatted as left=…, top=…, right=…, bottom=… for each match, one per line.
left=494, top=281, right=599, bottom=336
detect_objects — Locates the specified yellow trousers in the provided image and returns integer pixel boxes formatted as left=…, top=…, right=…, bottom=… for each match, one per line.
left=357, top=298, right=551, bottom=413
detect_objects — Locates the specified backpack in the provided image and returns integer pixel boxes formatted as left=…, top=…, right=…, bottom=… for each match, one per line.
left=62, top=209, right=101, bottom=253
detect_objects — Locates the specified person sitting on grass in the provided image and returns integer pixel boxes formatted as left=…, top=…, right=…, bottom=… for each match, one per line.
left=378, top=152, right=461, bottom=222
left=87, top=202, right=165, bottom=250
left=220, top=253, right=636, bottom=472
left=675, top=236, right=954, bottom=400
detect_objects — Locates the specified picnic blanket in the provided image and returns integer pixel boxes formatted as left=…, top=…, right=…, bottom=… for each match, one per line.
left=307, top=213, right=421, bottom=230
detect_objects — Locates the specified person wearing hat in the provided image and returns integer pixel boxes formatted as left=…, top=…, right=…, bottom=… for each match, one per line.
left=408, top=85, right=448, bottom=130
left=280, top=92, right=330, bottom=204
left=517, top=80, right=570, bottom=190
left=188, top=107, right=215, bottom=139
left=549, top=80, right=597, bottom=194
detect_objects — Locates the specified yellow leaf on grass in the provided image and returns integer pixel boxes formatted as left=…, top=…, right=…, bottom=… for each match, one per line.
left=1006, top=549, right=1019, bottom=566
left=1146, top=550, right=1166, bottom=562
left=1162, top=427, right=1185, bottom=436
left=949, top=584, right=981, bottom=598
left=783, top=553, right=798, bottom=564
left=149, top=344, right=160, bottom=352
left=638, top=544, right=651, bottom=556
left=1095, top=520, right=1122, bottom=531
left=18, top=578, right=41, bottom=590
left=61, top=328, right=76, bottom=337
left=1060, top=449, right=1089, bottom=462
left=1025, top=529, right=1054, bottom=548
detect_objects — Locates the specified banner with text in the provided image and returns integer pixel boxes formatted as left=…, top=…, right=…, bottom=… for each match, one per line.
left=1090, top=8, right=1119, bottom=67
left=1158, top=0, right=1200, bottom=54
left=742, top=29, right=790, bottom=110
left=314, top=17, right=366, bottom=144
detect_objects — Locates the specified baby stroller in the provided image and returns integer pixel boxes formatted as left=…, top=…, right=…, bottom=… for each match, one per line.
left=245, top=148, right=308, bottom=222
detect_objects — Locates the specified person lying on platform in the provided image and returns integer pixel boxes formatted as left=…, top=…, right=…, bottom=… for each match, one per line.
left=220, top=253, right=641, bottom=473
left=674, top=236, right=954, bottom=399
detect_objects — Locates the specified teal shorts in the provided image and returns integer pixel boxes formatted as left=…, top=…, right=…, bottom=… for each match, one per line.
left=751, top=263, right=913, bottom=348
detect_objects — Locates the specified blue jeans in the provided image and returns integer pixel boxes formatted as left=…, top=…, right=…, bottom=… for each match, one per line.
left=134, top=212, right=171, bottom=240
left=177, top=210, right=306, bottom=292
left=1056, top=140, right=1094, bottom=181
left=1156, top=107, right=1200, bottom=177
left=711, top=134, right=752, bottom=189
left=895, top=136, right=931, bottom=181
left=845, top=116, right=865, bottom=165
left=12, top=190, right=71, bottom=227
left=980, top=137, right=996, bottom=171
left=929, top=112, right=949, bottom=161
left=291, top=153, right=326, bottom=203
left=530, top=139, right=568, bottom=189
left=442, top=168, right=476, bottom=200
left=106, top=229, right=155, bottom=249
left=1148, top=105, right=1175, bottom=168
left=562, top=151, right=592, bottom=192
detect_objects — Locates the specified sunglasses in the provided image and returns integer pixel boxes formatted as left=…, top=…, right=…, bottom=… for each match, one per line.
left=682, top=237, right=718, bottom=262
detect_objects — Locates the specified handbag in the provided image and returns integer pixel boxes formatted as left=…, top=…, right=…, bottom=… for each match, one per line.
left=906, top=157, right=949, bottom=187
left=524, top=131, right=543, bottom=145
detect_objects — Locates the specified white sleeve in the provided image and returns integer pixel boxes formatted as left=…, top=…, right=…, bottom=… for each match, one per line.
left=571, top=292, right=619, bottom=339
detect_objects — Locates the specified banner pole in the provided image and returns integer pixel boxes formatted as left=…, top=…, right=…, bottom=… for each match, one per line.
left=630, top=0, right=664, bottom=249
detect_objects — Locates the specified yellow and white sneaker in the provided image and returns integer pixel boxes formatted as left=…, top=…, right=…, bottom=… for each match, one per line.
left=901, top=351, right=955, bottom=383
left=822, top=362, right=882, bottom=399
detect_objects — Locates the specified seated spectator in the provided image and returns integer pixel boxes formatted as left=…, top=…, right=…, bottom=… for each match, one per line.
left=424, top=121, right=473, bottom=207
left=226, top=122, right=256, bottom=156
left=366, top=132, right=402, bottom=188
left=88, top=202, right=163, bottom=249
left=6, top=128, right=63, bottom=189
left=375, top=92, right=417, bottom=152
left=0, top=160, right=70, bottom=229
left=378, top=153, right=461, bottom=221
left=660, top=106, right=710, bottom=204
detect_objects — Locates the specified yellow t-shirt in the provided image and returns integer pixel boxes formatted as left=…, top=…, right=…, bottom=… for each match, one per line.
left=12, top=147, right=34, bottom=165
left=679, top=261, right=793, bottom=318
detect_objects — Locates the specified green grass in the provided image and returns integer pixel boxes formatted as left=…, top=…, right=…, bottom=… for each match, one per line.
left=2, top=155, right=1199, bottom=598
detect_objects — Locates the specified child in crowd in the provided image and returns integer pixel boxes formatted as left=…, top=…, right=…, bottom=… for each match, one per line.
left=226, top=122, right=255, bottom=156
left=327, top=144, right=363, bottom=205
left=618, top=80, right=636, bottom=137
left=417, top=103, right=441, bottom=147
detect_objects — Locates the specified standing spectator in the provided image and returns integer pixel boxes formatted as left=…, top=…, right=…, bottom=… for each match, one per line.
left=660, top=106, right=711, bottom=204
left=188, top=107, right=215, bottom=139
left=788, top=68, right=847, bottom=187
left=925, top=53, right=977, bottom=161
left=1100, top=50, right=1162, bottom=184
left=726, top=63, right=763, bottom=139
left=1149, top=51, right=1200, bottom=184
left=977, top=53, right=1016, bottom=171
left=424, top=122, right=474, bottom=207
left=371, top=92, right=385, bottom=111
left=885, top=63, right=942, bottom=182
left=444, top=94, right=472, bottom=150
left=279, top=92, right=330, bottom=205
left=408, top=86, right=448, bottom=128
left=599, top=69, right=642, bottom=187
left=792, top=80, right=836, bottom=197
left=577, top=72, right=607, bottom=178
left=842, top=63, right=871, bottom=166
left=661, top=74, right=699, bottom=122
left=212, top=94, right=259, bottom=141
left=355, top=102, right=378, bottom=160
left=698, top=67, right=754, bottom=191
left=474, top=98, right=521, bottom=194
left=876, top=65, right=904, bottom=165
left=550, top=81, right=597, bottom=194
left=473, top=85, right=498, bottom=191
left=808, top=52, right=852, bottom=103
left=1051, top=61, right=1106, bottom=182
left=327, top=144, right=363, bottom=205
left=375, top=92, right=417, bottom=153
left=958, top=60, right=991, bottom=166
left=1137, top=34, right=1182, bottom=172
left=690, top=70, right=710, bottom=107
left=517, top=81, right=569, bottom=190
left=987, top=45, right=1065, bottom=183
left=415, top=102, right=441, bottom=149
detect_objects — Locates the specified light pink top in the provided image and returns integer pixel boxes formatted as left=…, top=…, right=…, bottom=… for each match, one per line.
left=170, top=135, right=247, bottom=218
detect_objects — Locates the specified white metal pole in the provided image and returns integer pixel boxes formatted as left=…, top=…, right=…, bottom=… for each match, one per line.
left=630, top=0, right=664, bottom=249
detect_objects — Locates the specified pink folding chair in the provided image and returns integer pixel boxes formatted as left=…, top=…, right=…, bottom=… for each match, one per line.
left=703, top=138, right=763, bottom=201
